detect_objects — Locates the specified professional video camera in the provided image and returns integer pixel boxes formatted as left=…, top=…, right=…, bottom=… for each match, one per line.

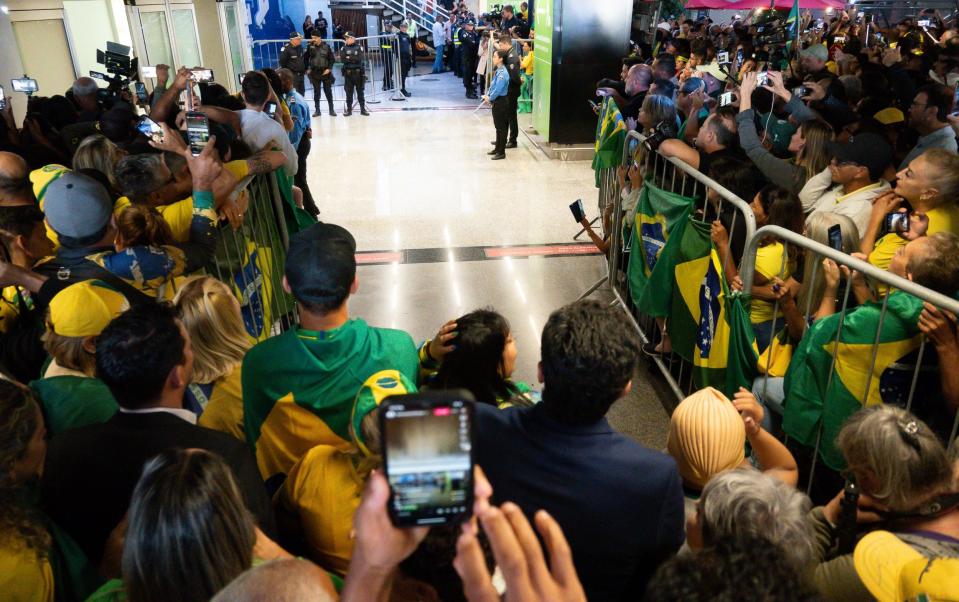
left=482, top=4, right=503, bottom=27
left=644, top=120, right=677, bottom=152
left=753, top=12, right=788, bottom=46
left=90, top=41, right=139, bottom=105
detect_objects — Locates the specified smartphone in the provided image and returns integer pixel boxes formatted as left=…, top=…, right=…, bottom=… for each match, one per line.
left=570, top=199, right=586, bottom=222
left=587, top=100, right=599, bottom=111
left=0, top=85, right=5, bottom=110
left=381, top=392, right=474, bottom=527
left=717, top=51, right=730, bottom=64
left=264, top=101, right=278, bottom=118
left=834, top=35, right=847, bottom=44
left=755, top=71, right=769, bottom=86
left=885, top=212, right=910, bottom=234
left=792, top=86, right=809, bottom=98
left=141, top=65, right=157, bottom=78
left=11, top=78, right=38, bottom=94
left=719, top=91, right=734, bottom=107
left=735, top=48, right=744, bottom=67
left=89, top=71, right=108, bottom=81
left=191, top=68, right=214, bottom=83
left=827, top=224, right=843, bottom=252
left=918, top=19, right=932, bottom=28
left=185, top=111, right=210, bottom=156
left=135, top=82, right=149, bottom=104
left=136, top=115, right=163, bottom=141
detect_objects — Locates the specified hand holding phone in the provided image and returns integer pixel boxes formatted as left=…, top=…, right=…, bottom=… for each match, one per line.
left=185, top=111, right=210, bottom=156
left=381, top=392, right=474, bottom=527
left=719, top=91, right=734, bottom=107
left=884, top=211, right=910, bottom=235
left=264, top=101, right=278, bottom=118
left=11, top=78, right=38, bottom=94
left=136, top=115, right=164, bottom=142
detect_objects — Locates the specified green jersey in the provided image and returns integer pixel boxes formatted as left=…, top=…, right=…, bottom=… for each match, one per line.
left=30, top=376, right=118, bottom=436
left=242, top=318, right=418, bottom=488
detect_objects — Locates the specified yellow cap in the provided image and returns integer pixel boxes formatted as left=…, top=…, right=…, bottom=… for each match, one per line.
left=874, top=108, right=905, bottom=125
left=48, top=279, right=129, bottom=337
left=855, top=530, right=959, bottom=602
left=667, top=386, right=745, bottom=489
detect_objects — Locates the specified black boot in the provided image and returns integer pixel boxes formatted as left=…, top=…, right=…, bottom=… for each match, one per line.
left=328, top=104, right=337, bottom=116
left=360, top=106, right=370, bottom=116
left=312, top=108, right=321, bottom=117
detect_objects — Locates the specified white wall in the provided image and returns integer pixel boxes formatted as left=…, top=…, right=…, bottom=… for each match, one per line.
left=0, top=7, right=28, bottom=122
left=63, top=0, right=120, bottom=86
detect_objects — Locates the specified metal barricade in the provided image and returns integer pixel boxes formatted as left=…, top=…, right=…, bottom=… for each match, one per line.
left=250, top=35, right=405, bottom=111
left=581, top=130, right=757, bottom=402
left=482, top=32, right=534, bottom=92
left=741, top=225, right=959, bottom=493
left=205, top=171, right=299, bottom=341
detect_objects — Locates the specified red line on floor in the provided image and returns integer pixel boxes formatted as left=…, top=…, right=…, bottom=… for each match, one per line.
left=356, top=251, right=403, bottom=264
left=484, top=244, right=600, bottom=258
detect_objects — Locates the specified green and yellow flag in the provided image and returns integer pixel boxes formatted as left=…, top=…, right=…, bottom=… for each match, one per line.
left=591, top=97, right=626, bottom=186
left=783, top=292, right=927, bottom=470
left=627, top=178, right=696, bottom=317
left=669, top=219, right=759, bottom=397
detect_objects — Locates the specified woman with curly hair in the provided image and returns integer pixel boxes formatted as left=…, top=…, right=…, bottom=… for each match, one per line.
left=0, top=380, right=53, bottom=600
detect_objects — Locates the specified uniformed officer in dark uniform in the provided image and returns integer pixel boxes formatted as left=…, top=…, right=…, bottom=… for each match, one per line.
left=307, top=34, right=336, bottom=116
left=496, top=33, right=522, bottom=147
left=458, top=20, right=480, bottom=99
left=279, top=32, right=308, bottom=95
left=397, top=21, right=414, bottom=96
left=338, top=32, right=370, bottom=116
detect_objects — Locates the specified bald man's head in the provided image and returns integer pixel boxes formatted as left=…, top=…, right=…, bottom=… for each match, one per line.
left=0, top=152, right=34, bottom=206
left=211, top=559, right=336, bottom=602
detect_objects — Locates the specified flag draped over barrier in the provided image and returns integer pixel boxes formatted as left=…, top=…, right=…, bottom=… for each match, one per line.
left=669, top=219, right=758, bottom=397
left=783, top=292, right=926, bottom=470
left=628, top=178, right=696, bottom=316
left=591, top=98, right=626, bottom=187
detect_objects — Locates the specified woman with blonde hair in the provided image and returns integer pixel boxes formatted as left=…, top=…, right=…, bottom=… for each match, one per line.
left=72, top=134, right=124, bottom=197
left=173, top=276, right=251, bottom=437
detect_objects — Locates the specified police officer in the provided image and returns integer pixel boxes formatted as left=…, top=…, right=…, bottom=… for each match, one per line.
left=279, top=32, right=308, bottom=95
left=496, top=33, right=521, bottom=148
left=339, top=32, right=369, bottom=116
left=459, top=20, right=479, bottom=99
left=307, top=33, right=336, bottom=116
left=397, top=21, right=414, bottom=96
left=451, top=15, right=463, bottom=77
left=381, top=24, right=395, bottom=91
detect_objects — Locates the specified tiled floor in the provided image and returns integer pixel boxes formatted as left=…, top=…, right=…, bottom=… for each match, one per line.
left=304, top=71, right=672, bottom=450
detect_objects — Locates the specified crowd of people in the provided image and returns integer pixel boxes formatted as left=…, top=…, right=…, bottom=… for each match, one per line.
left=0, top=4, right=958, bottom=602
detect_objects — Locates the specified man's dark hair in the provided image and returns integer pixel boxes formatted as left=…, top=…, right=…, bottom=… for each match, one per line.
left=503, top=4, right=514, bottom=14
left=241, top=72, right=270, bottom=107
left=96, top=303, right=185, bottom=410
left=540, top=300, right=640, bottom=424
left=495, top=49, right=511, bottom=63
left=261, top=68, right=284, bottom=99
left=651, top=78, right=676, bottom=99
left=709, top=108, right=738, bottom=148
left=114, top=154, right=167, bottom=204
left=0, top=174, right=32, bottom=200
left=916, top=83, right=954, bottom=122
left=708, top=157, right=760, bottom=208
left=0, top=205, right=44, bottom=248
left=622, top=56, right=644, bottom=68
left=654, top=53, right=676, bottom=78
left=646, top=535, right=822, bottom=602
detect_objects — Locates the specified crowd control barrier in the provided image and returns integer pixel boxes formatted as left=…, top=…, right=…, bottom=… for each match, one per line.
left=741, top=226, right=959, bottom=493
left=583, top=130, right=757, bottom=402
left=252, top=34, right=407, bottom=110
left=204, top=171, right=299, bottom=341
left=585, top=120, right=959, bottom=497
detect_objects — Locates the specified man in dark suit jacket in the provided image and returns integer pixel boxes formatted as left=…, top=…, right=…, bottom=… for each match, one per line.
left=475, top=300, right=685, bottom=601
left=41, top=303, right=274, bottom=567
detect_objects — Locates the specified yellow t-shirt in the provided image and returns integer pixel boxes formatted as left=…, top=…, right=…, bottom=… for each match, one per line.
left=869, top=203, right=959, bottom=271
left=751, top=242, right=794, bottom=324
left=197, top=365, right=246, bottom=442
left=113, top=159, right=251, bottom=243
left=31, top=164, right=71, bottom=249
left=276, top=445, right=360, bottom=576
left=521, top=51, right=534, bottom=75
left=0, top=541, right=54, bottom=602
left=0, top=285, right=31, bottom=334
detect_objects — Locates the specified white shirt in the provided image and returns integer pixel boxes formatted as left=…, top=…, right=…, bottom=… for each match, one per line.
left=800, top=167, right=891, bottom=238
left=118, top=406, right=198, bottom=424
left=433, top=22, right=446, bottom=45
left=237, top=108, right=298, bottom=176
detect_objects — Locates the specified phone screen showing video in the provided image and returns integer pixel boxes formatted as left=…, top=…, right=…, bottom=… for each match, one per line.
left=135, top=82, right=148, bottom=104
left=136, top=116, right=162, bottom=140
left=382, top=394, right=474, bottom=527
left=827, top=224, right=843, bottom=251
left=185, top=112, right=210, bottom=156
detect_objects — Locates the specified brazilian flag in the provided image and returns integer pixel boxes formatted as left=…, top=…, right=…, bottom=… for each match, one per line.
left=591, top=98, right=626, bottom=187
left=783, top=292, right=926, bottom=470
left=669, top=219, right=759, bottom=397
left=627, top=178, right=696, bottom=316
left=274, top=171, right=317, bottom=233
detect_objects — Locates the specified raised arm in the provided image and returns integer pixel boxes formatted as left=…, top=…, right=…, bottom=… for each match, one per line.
left=733, top=388, right=799, bottom=486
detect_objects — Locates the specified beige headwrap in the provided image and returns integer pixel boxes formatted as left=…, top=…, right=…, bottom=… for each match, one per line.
left=667, top=386, right=746, bottom=490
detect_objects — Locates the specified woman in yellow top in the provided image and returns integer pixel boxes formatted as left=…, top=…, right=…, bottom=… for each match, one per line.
left=174, top=276, right=251, bottom=438
left=520, top=41, right=534, bottom=76
left=863, top=149, right=959, bottom=273
left=712, top=185, right=804, bottom=352
left=0, top=381, right=54, bottom=602
left=276, top=370, right=416, bottom=576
